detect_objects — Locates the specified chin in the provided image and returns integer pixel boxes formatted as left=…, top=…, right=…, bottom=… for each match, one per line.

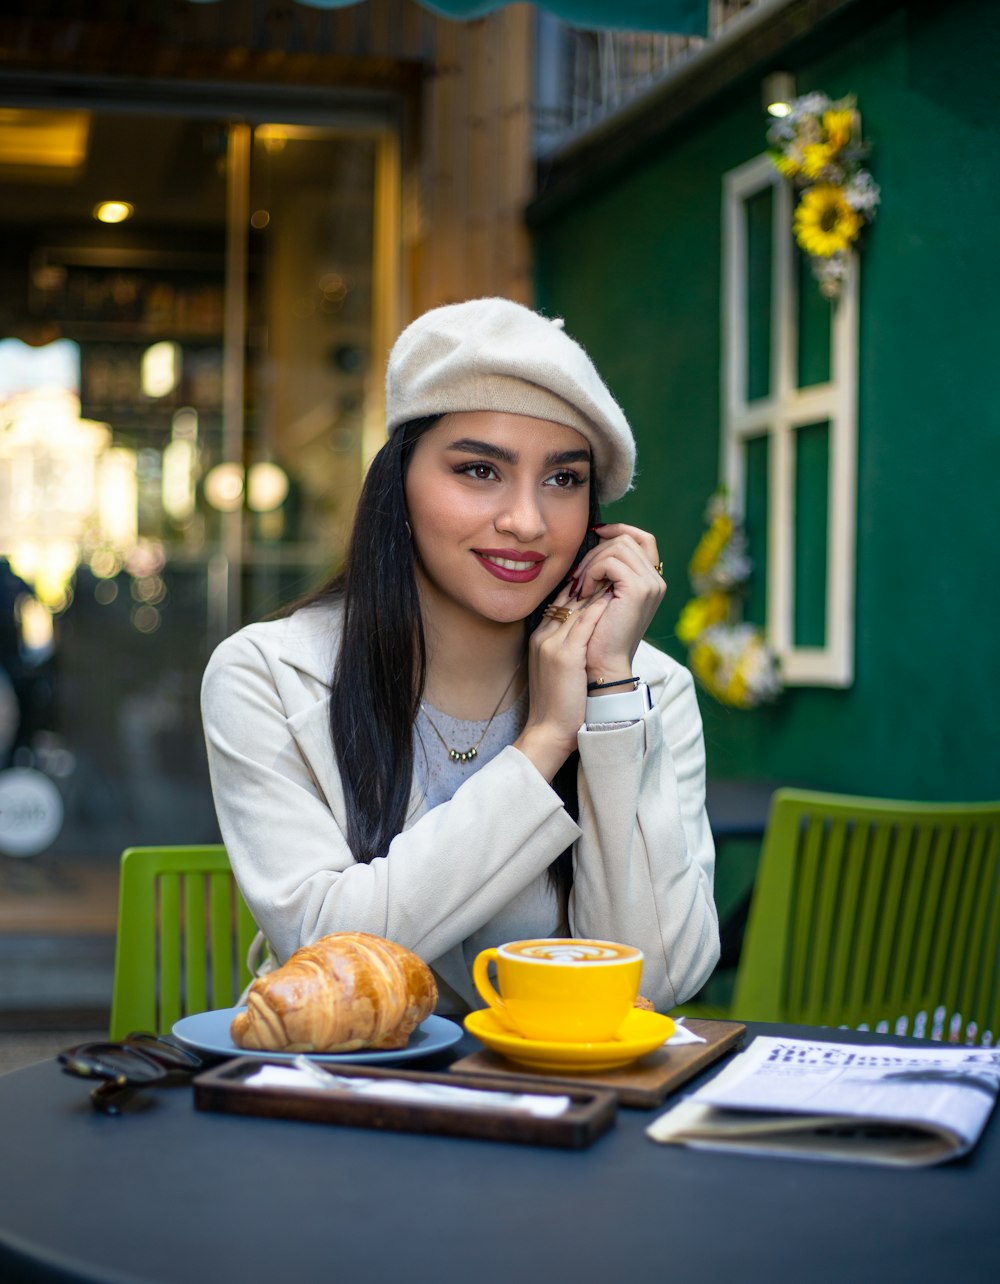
left=479, top=589, right=552, bottom=626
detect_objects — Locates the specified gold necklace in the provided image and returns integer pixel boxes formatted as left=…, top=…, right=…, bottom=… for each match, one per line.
left=420, top=666, right=522, bottom=764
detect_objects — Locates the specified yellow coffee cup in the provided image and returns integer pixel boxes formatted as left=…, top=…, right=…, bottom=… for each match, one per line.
left=472, top=938, right=643, bottom=1043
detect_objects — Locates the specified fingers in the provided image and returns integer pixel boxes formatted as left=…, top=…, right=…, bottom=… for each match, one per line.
left=538, top=583, right=610, bottom=631
left=531, top=586, right=612, bottom=672
left=568, top=527, right=666, bottom=680
left=569, top=524, right=663, bottom=601
left=523, top=589, right=612, bottom=761
left=572, top=544, right=663, bottom=605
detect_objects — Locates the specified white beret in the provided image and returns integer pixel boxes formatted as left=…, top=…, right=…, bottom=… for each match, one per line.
left=384, top=297, right=636, bottom=503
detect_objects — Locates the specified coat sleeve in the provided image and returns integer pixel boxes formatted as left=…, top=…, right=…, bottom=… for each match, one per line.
left=201, top=630, right=580, bottom=965
left=569, top=658, right=720, bottom=1011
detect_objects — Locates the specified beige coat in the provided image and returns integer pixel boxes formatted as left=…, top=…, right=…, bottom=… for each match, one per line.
left=201, top=600, right=719, bottom=1013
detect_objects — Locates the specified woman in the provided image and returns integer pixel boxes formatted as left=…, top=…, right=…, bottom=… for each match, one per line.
left=201, top=298, right=719, bottom=1015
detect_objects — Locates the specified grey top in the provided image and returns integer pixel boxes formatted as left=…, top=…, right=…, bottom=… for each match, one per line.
left=415, top=691, right=528, bottom=809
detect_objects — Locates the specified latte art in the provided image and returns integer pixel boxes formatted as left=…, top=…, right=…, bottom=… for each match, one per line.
left=502, top=939, right=640, bottom=964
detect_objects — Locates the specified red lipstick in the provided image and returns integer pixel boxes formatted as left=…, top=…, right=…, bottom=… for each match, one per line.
left=472, top=549, right=546, bottom=583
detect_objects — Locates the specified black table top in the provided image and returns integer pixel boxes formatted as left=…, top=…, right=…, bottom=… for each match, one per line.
left=2, top=1023, right=998, bottom=1284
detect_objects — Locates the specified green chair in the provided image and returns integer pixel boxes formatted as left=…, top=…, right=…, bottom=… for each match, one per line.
left=110, top=845, right=258, bottom=1041
left=674, top=789, right=1000, bottom=1043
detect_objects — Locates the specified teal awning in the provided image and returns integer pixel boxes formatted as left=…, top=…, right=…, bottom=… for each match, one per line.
left=187, top=0, right=709, bottom=35
left=398, top=1, right=708, bottom=32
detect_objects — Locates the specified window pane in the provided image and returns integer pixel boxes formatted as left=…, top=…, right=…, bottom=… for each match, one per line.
left=0, top=113, right=385, bottom=843
left=743, top=434, right=769, bottom=628
left=0, top=112, right=229, bottom=877
left=796, top=249, right=832, bottom=387
left=793, top=420, right=829, bottom=646
left=247, top=128, right=377, bottom=614
left=745, top=187, right=772, bottom=402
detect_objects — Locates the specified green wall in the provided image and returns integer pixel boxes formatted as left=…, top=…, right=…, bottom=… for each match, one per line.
left=534, top=0, right=1000, bottom=803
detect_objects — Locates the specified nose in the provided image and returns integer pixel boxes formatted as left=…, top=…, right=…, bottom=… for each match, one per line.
left=494, top=481, right=545, bottom=542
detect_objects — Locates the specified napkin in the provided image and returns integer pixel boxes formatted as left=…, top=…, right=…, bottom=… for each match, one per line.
left=667, top=1019, right=707, bottom=1046
left=242, top=1064, right=571, bottom=1117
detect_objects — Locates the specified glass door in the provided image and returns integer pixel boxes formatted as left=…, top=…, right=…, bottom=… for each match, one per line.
left=0, top=105, right=397, bottom=1015
left=235, top=121, right=399, bottom=632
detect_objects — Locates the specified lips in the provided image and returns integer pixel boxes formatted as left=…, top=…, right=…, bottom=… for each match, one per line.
left=473, top=549, right=546, bottom=583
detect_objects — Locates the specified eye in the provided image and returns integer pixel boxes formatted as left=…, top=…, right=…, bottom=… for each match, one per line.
left=455, top=461, right=499, bottom=481
left=545, top=469, right=587, bottom=489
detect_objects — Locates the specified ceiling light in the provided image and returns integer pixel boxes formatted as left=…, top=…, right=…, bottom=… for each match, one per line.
left=94, top=201, right=134, bottom=224
left=0, top=109, right=90, bottom=172
left=762, top=72, right=796, bottom=118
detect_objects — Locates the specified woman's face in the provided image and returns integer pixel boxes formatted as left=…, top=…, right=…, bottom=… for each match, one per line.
left=404, top=411, right=592, bottom=628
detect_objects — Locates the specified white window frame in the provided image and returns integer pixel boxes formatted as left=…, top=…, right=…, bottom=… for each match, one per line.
left=721, top=153, right=858, bottom=686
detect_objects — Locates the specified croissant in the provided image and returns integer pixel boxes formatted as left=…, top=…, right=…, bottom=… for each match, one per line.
left=230, top=932, right=438, bottom=1053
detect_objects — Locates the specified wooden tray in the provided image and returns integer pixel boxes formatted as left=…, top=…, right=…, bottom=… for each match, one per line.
left=449, top=1018, right=746, bottom=1109
left=193, top=1057, right=617, bottom=1149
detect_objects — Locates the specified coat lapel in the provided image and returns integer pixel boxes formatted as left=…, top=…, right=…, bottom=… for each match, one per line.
left=279, top=604, right=428, bottom=827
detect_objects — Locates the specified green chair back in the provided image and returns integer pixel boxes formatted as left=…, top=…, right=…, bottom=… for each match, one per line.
left=110, top=845, right=257, bottom=1041
left=675, top=789, right=1000, bottom=1043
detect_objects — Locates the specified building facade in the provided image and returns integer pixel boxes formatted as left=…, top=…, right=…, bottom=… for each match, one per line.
left=531, top=0, right=998, bottom=806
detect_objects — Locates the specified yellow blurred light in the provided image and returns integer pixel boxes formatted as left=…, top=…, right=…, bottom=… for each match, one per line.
left=89, top=547, right=122, bottom=579
left=767, top=101, right=792, bottom=119
left=16, top=595, right=54, bottom=652
left=0, top=109, right=90, bottom=172
left=10, top=539, right=79, bottom=611
left=162, top=438, right=197, bottom=522
left=141, top=341, right=179, bottom=398
left=94, top=200, right=133, bottom=224
left=98, top=448, right=138, bottom=549
left=255, top=125, right=288, bottom=153
left=247, top=461, right=289, bottom=513
left=204, top=462, right=245, bottom=511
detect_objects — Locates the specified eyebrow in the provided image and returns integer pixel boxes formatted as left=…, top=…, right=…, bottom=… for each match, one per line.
left=446, top=437, right=591, bottom=468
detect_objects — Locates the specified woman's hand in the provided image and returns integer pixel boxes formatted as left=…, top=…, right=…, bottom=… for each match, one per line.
left=513, top=585, right=612, bottom=782
left=568, top=523, right=665, bottom=684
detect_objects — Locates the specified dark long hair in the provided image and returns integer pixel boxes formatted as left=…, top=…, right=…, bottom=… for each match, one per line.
left=297, top=416, right=600, bottom=908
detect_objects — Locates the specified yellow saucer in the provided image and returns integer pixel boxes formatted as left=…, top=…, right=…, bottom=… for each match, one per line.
left=464, top=1007, right=675, bottom=1073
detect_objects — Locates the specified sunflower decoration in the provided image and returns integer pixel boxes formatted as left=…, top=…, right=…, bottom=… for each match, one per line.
left=793, top=185, right=864, bottom=259
left=767, top=92, right=880, bottom=299
left=676, top=492, right=782, bottom=710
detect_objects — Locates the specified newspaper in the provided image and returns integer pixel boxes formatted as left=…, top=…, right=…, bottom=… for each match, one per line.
left=647, top=1036, right=1000, bottom=1167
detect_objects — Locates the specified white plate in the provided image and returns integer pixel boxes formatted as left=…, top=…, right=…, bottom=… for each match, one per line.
left=173, top=1007, right=463, bottom=1065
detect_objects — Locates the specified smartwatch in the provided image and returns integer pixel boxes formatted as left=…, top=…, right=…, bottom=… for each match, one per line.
left=585, top=680, right=652, bottom=724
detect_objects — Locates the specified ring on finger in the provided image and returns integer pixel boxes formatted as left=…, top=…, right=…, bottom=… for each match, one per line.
left=653, top=561, right=663, bottom=576
left=542, top=604, right=576, bottom=623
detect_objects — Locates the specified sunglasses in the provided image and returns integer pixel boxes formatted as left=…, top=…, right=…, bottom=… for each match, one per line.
left=58, top=1032, right=204, bottom=1115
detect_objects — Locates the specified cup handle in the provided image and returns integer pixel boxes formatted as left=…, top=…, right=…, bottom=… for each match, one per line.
left=472, top=948, right=517, bottom=1031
